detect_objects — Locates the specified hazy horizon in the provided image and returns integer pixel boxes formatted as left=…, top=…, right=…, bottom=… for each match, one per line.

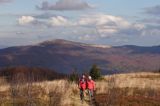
left=1, top=38, right=160, bottom=49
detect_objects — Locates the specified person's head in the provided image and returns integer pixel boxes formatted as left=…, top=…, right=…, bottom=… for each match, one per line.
left=88, top=76, right=92, bottom=80
left=82, top=78, right=85, bottom=83
left=82, top=74, right=85, bottom=79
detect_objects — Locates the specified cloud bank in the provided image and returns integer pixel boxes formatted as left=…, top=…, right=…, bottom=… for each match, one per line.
left=18, top=13, right=146, bottom=39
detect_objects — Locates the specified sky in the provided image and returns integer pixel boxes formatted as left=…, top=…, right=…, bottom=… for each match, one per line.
left=0, top=0, right=160, bottom=47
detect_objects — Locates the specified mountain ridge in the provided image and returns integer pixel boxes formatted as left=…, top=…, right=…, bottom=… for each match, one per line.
left=0, top=39, right=160, bottom=74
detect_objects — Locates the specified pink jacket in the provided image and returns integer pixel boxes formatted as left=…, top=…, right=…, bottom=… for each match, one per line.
left=87, top=80, right=95, bottom=90
left=79, top=79, right=86, bottom=90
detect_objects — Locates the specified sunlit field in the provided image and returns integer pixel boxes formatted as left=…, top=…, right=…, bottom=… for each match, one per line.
left=0, top=72, right=159, bottom=106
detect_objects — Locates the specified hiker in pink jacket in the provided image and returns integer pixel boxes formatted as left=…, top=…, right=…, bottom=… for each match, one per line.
left=78, top=74, right=87, bottom=102
left=87, top=76, right=95, bottom=99
left=79, top=77, right=86, bottom=90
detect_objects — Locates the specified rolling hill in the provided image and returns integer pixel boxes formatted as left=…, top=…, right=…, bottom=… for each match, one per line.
left=0, top=39, right=160, bottom=74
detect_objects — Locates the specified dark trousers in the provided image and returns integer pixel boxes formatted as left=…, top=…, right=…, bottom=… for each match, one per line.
left=80, top=89, right=85, bottom=101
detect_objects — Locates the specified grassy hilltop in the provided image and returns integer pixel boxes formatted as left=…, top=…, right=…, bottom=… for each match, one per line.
left=0, top=68, right=160, bottom=106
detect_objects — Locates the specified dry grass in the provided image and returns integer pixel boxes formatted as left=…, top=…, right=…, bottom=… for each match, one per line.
left=0, top=78, right=90, bottom=106
left=96, top=72, right=160, bottom=94
left=0, top=72, right=159, bottom=106
left=0, top=77, right=10, bottom=92
left=35, top=80, right=90, bottom=106
left=95, top=72, right=160, bottom=106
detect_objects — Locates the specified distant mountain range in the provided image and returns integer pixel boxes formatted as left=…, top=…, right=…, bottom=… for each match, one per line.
left=0, top=39, right=160, bottom=74
left=0, top=45, right=8, bottom=49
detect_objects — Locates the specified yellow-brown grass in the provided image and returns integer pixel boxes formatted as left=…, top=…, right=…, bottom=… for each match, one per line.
left=0, top=72, right=159, bottom=106
left=96, top=72, right=160, bottom=94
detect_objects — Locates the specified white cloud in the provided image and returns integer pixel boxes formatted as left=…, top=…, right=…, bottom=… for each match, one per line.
left=18, top=15, right=73, bottom=27
left=78, top=34, right=92, bottom=40
left=18, top=16, right=35, bottom=25
left=133, top=23, right=145, bottom=30
left=48, top=16, right=72, bottom=26
left=77, top=14, right=130, bottom=27
left=76, top=14, right=145, bottom=37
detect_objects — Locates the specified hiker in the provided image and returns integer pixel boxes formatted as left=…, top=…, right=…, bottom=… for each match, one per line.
left=87, top=76, right=95, bottom=100
left=78, top=74, right=87, bottom=102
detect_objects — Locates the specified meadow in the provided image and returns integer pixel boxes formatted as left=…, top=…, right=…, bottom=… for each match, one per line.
left=0, top=72, right=160, bottom=106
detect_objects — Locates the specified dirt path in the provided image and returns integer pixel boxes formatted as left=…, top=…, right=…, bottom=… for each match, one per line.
left=70, top=93, right=98, bottom=106
left=89, top=98, right=96, bottom=106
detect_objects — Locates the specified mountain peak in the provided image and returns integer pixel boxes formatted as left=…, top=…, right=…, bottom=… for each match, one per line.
left=39, top=39, right=76, bottom=45
left=39, top=39, right=112, bottom=48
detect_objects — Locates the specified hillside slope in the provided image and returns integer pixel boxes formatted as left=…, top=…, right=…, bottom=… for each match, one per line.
left=0, top=39, right=160, bottom=74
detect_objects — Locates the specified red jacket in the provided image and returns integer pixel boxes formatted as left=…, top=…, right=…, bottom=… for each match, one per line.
left=87, top=80, right=95, bottom=90
left=79, top=79, right=86, bottom=90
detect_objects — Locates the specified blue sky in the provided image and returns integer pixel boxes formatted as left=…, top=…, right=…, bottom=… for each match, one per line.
left=0, top=0, right=160, bottom=47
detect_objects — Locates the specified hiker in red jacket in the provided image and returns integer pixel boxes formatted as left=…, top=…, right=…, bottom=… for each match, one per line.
left=78, top=74, right=87, bottom=102
left=87, top=76, right=95, bottom=99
